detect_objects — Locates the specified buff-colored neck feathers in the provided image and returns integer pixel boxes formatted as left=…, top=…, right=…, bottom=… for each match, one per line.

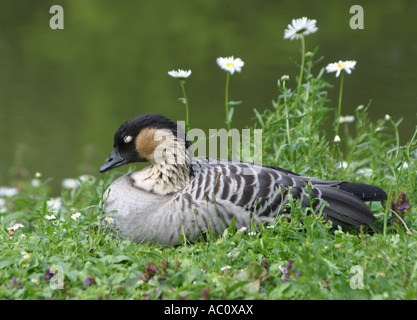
left=131, top=128, right=192, bottom=194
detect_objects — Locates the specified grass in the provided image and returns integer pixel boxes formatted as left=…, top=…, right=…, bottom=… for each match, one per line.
left=1, top=24, right=417, bottom=300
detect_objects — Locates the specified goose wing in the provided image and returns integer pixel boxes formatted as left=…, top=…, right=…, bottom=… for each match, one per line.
left=174, top=158, right=384, bottom=227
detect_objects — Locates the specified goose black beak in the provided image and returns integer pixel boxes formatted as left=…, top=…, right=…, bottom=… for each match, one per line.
left=99, top=149, right=126, bottom=173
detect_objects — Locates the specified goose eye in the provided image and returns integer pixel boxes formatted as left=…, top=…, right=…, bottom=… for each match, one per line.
left=123, top=135, right=133, bottom=143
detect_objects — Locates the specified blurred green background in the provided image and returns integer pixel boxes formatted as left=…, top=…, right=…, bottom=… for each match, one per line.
left=1, top=0, right=416, bottom=192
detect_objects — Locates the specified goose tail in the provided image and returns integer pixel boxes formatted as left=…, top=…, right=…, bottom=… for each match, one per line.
left=316, top=185, right=380, bottom=227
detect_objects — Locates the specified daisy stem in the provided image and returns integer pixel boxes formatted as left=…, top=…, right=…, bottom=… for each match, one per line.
left=282, top=80, right=291, bottom=148
left=334, top=71, right=345, bottom=179
left=296, top=35, right=306, bottom=106
left=335, top=71, right=344, bottom=138
left=224, top=71, right=233, bottom=158
left=179, top=79, right=189, bottom=133
left=225, top=71, right=231, bottom=132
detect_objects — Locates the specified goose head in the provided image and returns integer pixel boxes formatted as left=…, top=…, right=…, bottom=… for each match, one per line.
left=99, top=113, right=191, bottom=173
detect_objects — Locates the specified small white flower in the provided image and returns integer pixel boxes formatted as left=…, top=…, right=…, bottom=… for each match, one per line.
left=284, top=17, right=318, bottom=40
left=248, top=232, right=257, bottom=236
left=399, top=162, right=409, bottom=170
left=0, top=186, right=19, bottom=197
left=79, top=174, right=96, bottom=184
left=385, top=114, right=391, bottom=121
left=47, top=198, right=62, bottom=213
left=220, top=265, right=232, bottom=271
left=31, top=179, right=41, bottom=188
left=339, top=115, right=355, bottom=124
left=281, top=75, right=290, bottom=81
left=35, top=172, right=42, bottom=178
left=356, top=168, right=373, bottom=178
left=266, top=225, right=274, bottom=229
left=325, top=60, right=357, bottom=77
left=334, top=135, right=341, bottom=142
left=337, top=161, right=348, bottom=169
left=45, top=214, right=56, bottom=220
left=104, top=217, right=114, bottom=224
left=71, top=212, right=82, bottom=221
left=7, top=223, right=24, bottom=231
left=31, top=278, right=39, bottom=285
left=216, top=56, right=244, bottom=75
left=237, top=227, right=247, bottom=232
left=168, top=69, right=192, bottom=79
left=62, top=178, right=80, bottom=190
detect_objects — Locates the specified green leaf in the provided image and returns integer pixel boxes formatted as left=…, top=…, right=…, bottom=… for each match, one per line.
left=253, top=108, right=264, bottom=127
left=100, top=255, right=131, bottom=264
left=0, top=259, right=11, bottom=269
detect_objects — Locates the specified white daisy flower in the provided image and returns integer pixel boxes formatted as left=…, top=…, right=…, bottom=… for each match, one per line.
left=220, top=265, right=232, bottom=271
left=284, top=17, right=318, bottom=40
left=216, top=56, right=244, bottom=75
left=0, top=186, right=19, bottom=197
left=334, top=135, right=341, bottom=142
left=47, top=198, right=62, bottom=213
left=7, top=223, right=24, bottom=231
left=79, top=174, right=96, bottom=184
left=61, top=178, right=80, bottom=190
left=337, top=161, right=348, bottom=169
left=45, top=214, right=57, bottom=220
left=71, top=212, right=82, bottom=221
left=356, top=168, right=373, bottom=178
left=104, top=217, right=114, bottom=224
left=168, top=69, right=192, bottom=79
left=325, top=60, right=357, bottom=77
left=31, top=179, right=41, bottom=188
left=237, top=227, right=247, bottom=232
left=399, top=162, right=409, bottom=170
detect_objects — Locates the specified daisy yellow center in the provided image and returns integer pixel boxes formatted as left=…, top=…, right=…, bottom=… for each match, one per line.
left=337, top=63, right=345, bottom=69
left=225, top=62, right=234, bottom=67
